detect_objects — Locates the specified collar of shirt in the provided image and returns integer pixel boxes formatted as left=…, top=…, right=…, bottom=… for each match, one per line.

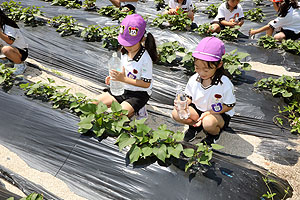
left=226, top=2, right=238, bottom=11
left=126, top=45, right=146, bottom=62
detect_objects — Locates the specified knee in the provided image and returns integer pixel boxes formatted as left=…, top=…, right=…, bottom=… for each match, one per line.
left=1, top=46, right=11, bottom=55
left=202, top=116, right=218, bottom=129
left=274, top=33, right=285, bottom=41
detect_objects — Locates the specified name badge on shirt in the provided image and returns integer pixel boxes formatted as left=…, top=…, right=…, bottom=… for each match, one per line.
left=212, top=103, right=222, bottom=112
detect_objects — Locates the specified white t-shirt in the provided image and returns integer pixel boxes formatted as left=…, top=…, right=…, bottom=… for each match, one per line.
left=121, top=47, right=153, bottom=95
left=120, top=1, right=137, bottom=8
left=168, top=0, right=194, bottom=12
left=213, top=2, right=244, bottom=22
left=185, top=74, right=236, bottom=117
left=269, top=7, right=300, bottom=34
left=2, top=24, right=27, bottom=50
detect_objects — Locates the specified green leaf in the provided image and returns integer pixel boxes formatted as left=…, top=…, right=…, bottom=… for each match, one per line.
left=172, top=131, right=184, bottom=141
left=117, top=133, right=136, bottom=151
left=77, top=114, right=94, bottom=129
left=211, top=144, right=224, bottom=150
left=152, top=130, right=169, bottom=140
left=183, top=148, right=194, bottom=157
left=129, top=145, right=142, bottom=163
left=167, top=54, right=176, bottom=63
left=282, top=91, right=293, bottom=98
left=111, top=101, right=122, bottom=112
left=141, top=145, right=153, bottom=157
left=79, top=103, right=97, bottom=114
left=168, top=144, right=183, bottom=158
left=136, top=123, right=152, bottom=134
left=96, top=101, right=108, bottom=114
left=153, top=144, right=167, bottom=162
left=236, top=52, right=249, bottom=60
left=185, top=161, right=194, bottom=172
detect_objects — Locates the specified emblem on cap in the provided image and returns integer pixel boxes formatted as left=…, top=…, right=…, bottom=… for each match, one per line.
left=120, top=25, right=125, bottom=34
left=128, top=26, right=139, bottom=36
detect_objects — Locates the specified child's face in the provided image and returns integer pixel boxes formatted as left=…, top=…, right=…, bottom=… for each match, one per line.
left=176, top=0, right=184, bottom=3
left=123, top=41, right=141, bottom=52
left=228, top=0, right=240, bottom=8
left=194, top=59, right=218, bottom=80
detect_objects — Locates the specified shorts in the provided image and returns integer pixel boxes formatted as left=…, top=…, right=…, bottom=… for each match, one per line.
left=16, top=48, right=28, bottom=61
left=107, top=89, right=150, bottom=112
left=190, top=103, right=231, bottom=132
left=211, top=21, right=225, bottom=30
left=280, top=28, right=300, bottom=40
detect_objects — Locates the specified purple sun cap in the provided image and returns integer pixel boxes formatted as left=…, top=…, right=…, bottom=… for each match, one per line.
left=118, top=14, right=146, bottom=47
left=192, top=37, right=225, bottom=62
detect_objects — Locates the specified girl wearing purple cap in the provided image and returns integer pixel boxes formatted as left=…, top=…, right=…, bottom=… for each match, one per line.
left=172, top=37, right=236, bottom=144
left=94, top=14, right=158, bottom=118
left=0, top=9, right=28, bottom=64
left=249, top=0, right=300, bottom=41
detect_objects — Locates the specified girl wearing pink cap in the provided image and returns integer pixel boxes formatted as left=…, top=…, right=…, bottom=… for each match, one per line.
left=94, top=14, right=158, bottom=118
left=172, top=37, right=236, bottom=145
left=249, top=0, right=300, bottom=41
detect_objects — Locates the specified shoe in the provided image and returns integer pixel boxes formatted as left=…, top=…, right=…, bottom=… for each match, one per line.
left=201, top=133, right=220, bottom=146
left=13, top=63, right=27, bottom=75
left=183, top=128, right=196, bottom=142
left=136, top=106, right=148, bottom=120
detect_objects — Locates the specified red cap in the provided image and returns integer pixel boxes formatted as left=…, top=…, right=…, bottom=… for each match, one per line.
left=272, top=0, right=283, bottom=2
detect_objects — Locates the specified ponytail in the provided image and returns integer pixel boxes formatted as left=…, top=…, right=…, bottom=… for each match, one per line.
left=278, top=0, right=299, bottom=17
left=145, top=32, right=158, bottom=63
left=0, top=9, right=19, bottom=29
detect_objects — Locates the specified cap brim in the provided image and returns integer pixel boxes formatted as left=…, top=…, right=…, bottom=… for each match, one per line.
left=118, top=34, right=140, bottom=47
left=192, top=52, right=220, bottom=62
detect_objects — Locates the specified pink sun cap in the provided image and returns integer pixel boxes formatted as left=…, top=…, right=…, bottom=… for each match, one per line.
left=192, top=37, right=225, bottom=62
left=118, top=14, right=146, bottom=47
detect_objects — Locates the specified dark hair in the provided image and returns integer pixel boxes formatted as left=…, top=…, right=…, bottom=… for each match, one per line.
left=0, top=9, right=19, bottom=29
left=278, top=0, right=299, bottom=17
left=120, top=4, right=136, bottom=13
left=206, top=60, right=232, bottom=84
left=120, top=32, right=158, bottom=63
left=145, top=32, right=158, bottom=63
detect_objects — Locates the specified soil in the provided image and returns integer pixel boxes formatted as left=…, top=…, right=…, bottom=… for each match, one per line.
left=0, top=58, right=299, bottom=199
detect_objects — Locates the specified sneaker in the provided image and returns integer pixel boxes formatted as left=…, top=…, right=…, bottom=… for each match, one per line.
left=136, top=106, right=148, bottom=120
left=183, top=128, right=197, bottom=142
left=13, top=63, right=27, bottom=75
left=201, top=133, right=220, bottom=146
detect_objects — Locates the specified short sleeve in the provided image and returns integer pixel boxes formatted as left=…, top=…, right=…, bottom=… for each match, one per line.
left=187, top=0, right=194, bottom=10
left=215, top=4, right=226, bottom=20
left=141, top=60, right=152, bottom=80
left=269, top=16, right=287, bottom=29
left=184, top=74, right=196, bottom=98
left=3, top=25, right=17, bottom=40
left=222, top=79, right=236, bottom=106
left=168, top=0, right=175, bottom=9
left=238, top=6, right=244, bottom=19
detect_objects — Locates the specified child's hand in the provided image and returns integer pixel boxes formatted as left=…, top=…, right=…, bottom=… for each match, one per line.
left=249, top=29, right=256, bottom=36
left=168, top=9, right=177, bottom=15
left=109, top=66, right=125, bottom=82
left=193, top=111, right=211, bottom=127
left=105, top=76, right=110, bottom=85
